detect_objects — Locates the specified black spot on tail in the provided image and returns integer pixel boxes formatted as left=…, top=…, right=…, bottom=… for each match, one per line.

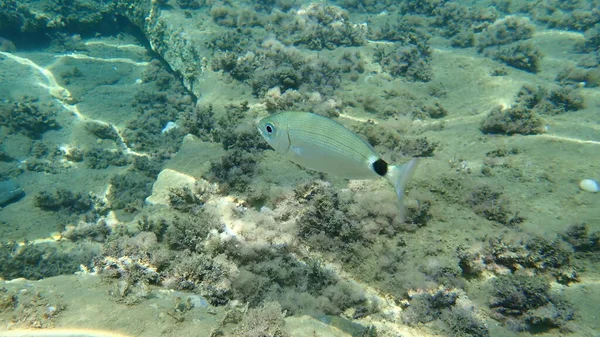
left=372, top=158, right=388, bottom=176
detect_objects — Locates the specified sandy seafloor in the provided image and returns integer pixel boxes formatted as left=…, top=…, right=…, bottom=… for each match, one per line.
left=0, top=1, right=599, bottom=337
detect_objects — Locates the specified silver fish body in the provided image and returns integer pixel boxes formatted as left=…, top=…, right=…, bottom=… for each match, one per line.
left=257, top=111, right=418, bottom=212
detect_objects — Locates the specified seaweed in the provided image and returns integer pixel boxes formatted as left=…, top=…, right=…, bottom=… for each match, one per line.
left=84, top=121, right=119, bottom=140
left=232, top=301, right=289, bottom=337
left=34, top=188, right=93, bottom=213
left=108, top=171, right=154, bottom=211
left=177, top=0, right=202, bottom=10
left=562, top=223, right=600, bottom=260
left=490, top=274, right=575, bottom=332
left=402, top=288, right=489, bottom=337
left=577, top=23, right=600, bottom=52
left=207, top=149, right=258, bottom=193
left=477, top=16, right=535, bottom=50
left=0, top=97, right=60, bottom=139
left=373, top=40, right=433, bottom=82
left=295, top=181, right=363, bottom=251
left=491, top=41, right=543, bottom=73
left=0, top=241, right=97, bottom=280
left=433, top=3, right=497, bottom=40
left=515, top=84, right=585, bottom=115
left=480, top=104, right=544, bottom=135
left=164, top=212, right=222, bottom=253
left=401, top=0, right=448, bottom=16
left=398, top=137, right=438, bottom=157
left=466, top=185, right=522, bottom=225
left=84, top=147, right=130, bottom=169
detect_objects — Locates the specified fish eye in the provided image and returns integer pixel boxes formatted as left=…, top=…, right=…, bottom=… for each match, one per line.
left=265, top=123, right=275, bottom=134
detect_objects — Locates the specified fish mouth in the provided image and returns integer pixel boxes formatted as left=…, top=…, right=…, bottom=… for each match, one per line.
left=256, top=124, right=265, bottom=138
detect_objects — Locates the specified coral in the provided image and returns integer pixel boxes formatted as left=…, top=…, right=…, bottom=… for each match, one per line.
left=480, top=104, right=544, bottom=135
left=0, top=97, right=60, bottom=139
left=490, top=274, right=575, bottom=332
left=491, top=41, right=543, bottom=73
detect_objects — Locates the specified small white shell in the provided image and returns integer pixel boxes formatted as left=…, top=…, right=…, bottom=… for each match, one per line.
left=579, top=179, right=599, bottom=193
left=161, top=121, right=178, bottom=134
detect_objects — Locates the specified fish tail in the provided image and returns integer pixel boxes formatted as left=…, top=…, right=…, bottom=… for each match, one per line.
left=386, top=158, right=419, bottom=218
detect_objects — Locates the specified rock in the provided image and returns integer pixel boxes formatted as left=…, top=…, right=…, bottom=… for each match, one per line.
left=0, top=179, right=25, bottom=207
left=145, top=168, right=196, bottom=206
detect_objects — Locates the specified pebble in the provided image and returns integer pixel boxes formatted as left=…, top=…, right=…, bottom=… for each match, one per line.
left=579, top=179, right=599, bottom=193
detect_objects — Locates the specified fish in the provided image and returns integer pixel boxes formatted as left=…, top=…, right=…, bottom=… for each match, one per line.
left=257, top=111, right=419, bottom=215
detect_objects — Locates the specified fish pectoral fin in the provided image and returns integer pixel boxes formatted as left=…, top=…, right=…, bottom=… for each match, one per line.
left=291, top=146, right=304, bottom=156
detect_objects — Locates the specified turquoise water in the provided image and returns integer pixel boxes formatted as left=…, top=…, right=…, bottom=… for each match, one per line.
left=0, top=1, right=599, bottom=336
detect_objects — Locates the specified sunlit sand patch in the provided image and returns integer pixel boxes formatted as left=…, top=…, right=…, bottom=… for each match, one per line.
left=84, top=41, right=147, bottom=51
left=534, top=134, right=600, bottom=146
left=337, top=112, right=377, bottom=124
left=0, top=51, right=150, bottom=157
left=57, top=53, right=150, bottom=66
left=0, top=51, right=73, bottom=102
left=533, top=30, right=585, bottom=39
left=0, top=328, right=135, bottom=337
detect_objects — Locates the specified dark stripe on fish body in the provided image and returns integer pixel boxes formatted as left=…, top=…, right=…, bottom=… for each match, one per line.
left=372, top=158, right=388, bottom=176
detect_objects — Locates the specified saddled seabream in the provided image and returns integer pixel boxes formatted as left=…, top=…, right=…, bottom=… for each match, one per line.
left=257, top=111, right=419, bottom=216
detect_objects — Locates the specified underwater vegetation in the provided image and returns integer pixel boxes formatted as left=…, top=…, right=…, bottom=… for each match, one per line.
left=0, top=0, right=598, bottom=335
